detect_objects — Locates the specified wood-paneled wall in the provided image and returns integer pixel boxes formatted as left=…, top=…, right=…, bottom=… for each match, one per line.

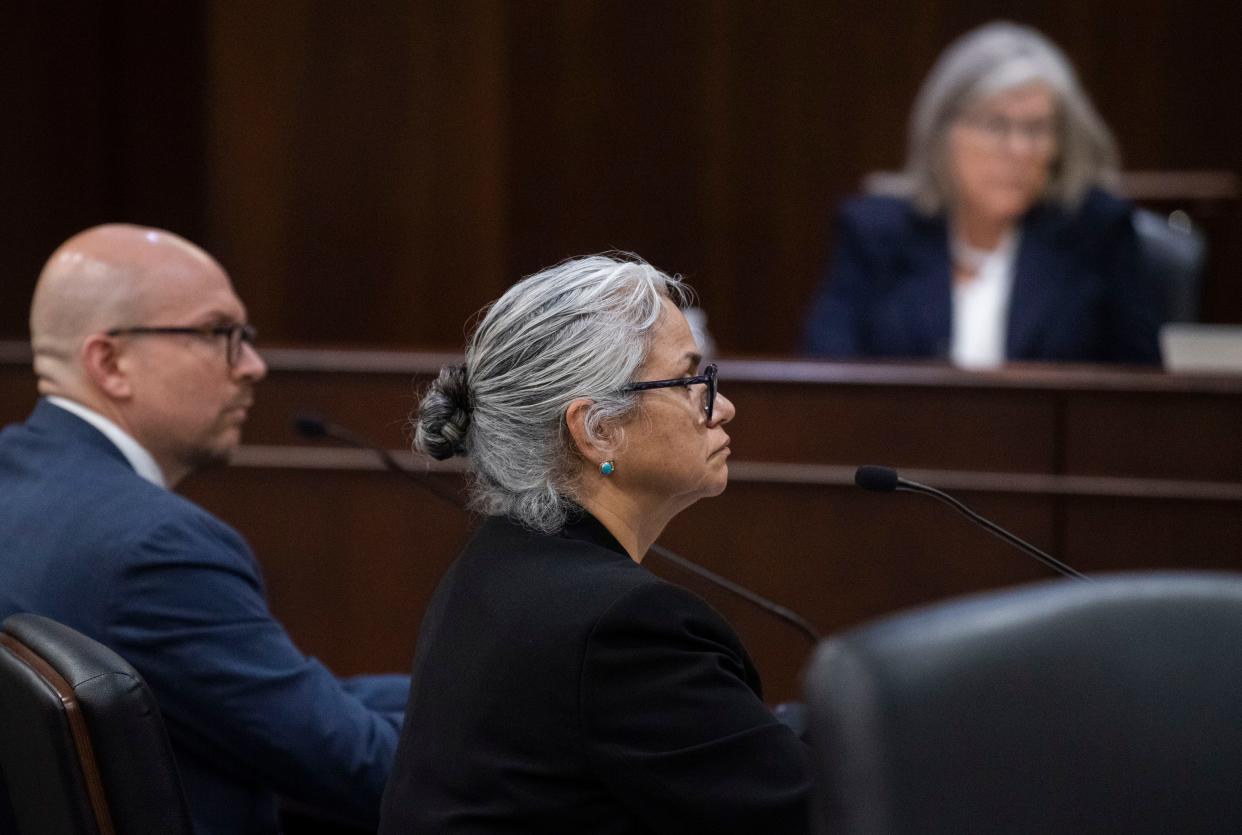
left=9, top=344, right=1237, bottom=701
left=1, top=1, right=1240, bottom=354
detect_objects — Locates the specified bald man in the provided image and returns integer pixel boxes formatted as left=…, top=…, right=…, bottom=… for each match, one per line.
left=0, top=225, right=408, bottom=834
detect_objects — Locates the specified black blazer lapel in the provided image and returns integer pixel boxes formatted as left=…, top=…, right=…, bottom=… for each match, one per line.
left=901, top=217, right=953, bottom=358
left=1007, top=204, right=1073, bottom=359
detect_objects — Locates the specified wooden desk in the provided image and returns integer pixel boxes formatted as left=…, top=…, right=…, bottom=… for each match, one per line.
left=3, top=343, right=1240, bottom=702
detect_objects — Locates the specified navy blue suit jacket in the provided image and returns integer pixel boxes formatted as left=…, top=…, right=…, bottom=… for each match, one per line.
left=379, top=512, right=809, bottom=834
left=802, top=190, right=1163, bottom=363
left=0, top=400, right=408, bottom=835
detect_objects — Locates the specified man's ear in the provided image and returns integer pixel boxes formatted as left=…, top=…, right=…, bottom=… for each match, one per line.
left=564, top=398, right=618, bottom=464
left=80, top=334, right=133, bottom=399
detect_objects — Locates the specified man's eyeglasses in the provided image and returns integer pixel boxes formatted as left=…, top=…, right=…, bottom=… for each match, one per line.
left=623, top=363, right=718, bottom=422
left=105, top=324, right=258, bottom=368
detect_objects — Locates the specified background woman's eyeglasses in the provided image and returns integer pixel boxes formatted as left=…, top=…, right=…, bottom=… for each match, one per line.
left=623, top=363, right=718, bottom=421
left=957, top=112, right=1058, bottom=152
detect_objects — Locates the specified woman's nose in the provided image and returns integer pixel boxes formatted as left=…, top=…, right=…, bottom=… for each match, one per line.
left=710, top=392, right=736, bottom=426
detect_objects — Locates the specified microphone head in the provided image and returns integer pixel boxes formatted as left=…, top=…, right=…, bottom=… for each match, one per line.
left=293, top=413, right=329, bottom=439
left=855, top=465, right=900, bottom=493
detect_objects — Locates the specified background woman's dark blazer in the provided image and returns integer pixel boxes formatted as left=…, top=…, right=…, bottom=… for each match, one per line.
left=802, top=190, right=1163, bottom=364
left=378, top=512, right=810, bottom=834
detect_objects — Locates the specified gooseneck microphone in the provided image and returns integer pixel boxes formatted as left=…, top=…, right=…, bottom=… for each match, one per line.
left=294, top=414, right=823, bottom=644
left=644, top=543, right=822, bottom=644
left=294, top=414, right=465, bottom=508
left=854, top=465, right=1091, bottom=581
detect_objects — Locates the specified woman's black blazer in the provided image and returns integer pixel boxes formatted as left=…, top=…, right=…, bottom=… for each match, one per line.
left=379, top=511, right=810, bottom=834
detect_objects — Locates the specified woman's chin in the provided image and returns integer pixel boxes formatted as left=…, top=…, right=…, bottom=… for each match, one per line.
left=704, top=469, right=729, bottom=497
left=982, top=190, right=1041, bottom=222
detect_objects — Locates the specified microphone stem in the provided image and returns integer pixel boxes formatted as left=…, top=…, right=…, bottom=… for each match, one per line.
left=899, top=481, right=1091, bottom=581
left=303, top=418, right=825, bottom=643
left=648, top=544, right=823, bottom=642
left=322, top=423, right=467, bottom=509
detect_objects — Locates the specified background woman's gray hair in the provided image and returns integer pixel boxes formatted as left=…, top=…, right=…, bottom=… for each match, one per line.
left=875, top=20, right=1120, bottom=214
left=414, top=253, right=690, bottom=532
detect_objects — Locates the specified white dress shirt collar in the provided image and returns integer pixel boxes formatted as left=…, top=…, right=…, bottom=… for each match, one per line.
left=46, top=396, right=167, bottom=488
left=950, top=229, right=1021, bottom=370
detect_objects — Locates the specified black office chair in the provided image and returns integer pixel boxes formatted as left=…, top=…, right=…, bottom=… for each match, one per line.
left=1133, top=207, right=1206, bottom=323
left=805, top=572, right=1242, bottom=834
left=0, top=613, right=193, bottom=835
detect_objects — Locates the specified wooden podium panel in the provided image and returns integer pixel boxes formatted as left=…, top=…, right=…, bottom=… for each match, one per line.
left=1064, top=390, right=1242, bottom=480
left=3, top=343, right=1241, bottom=701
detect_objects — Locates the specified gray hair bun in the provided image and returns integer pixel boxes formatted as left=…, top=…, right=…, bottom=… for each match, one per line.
left=415, top=364, right=472, bottom=460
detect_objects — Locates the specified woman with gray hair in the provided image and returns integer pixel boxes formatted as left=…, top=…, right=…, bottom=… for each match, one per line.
left=803, top=20, right=1162, bottom=366
left=379, top=254, right=809, bottom=834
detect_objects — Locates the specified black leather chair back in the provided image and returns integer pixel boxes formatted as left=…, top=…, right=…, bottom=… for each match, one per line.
left=0, top=614, right=193, bottom=835
left=805, top=572, right=1242, bottom=834
left=1133, top=207, right=1206, bottom=323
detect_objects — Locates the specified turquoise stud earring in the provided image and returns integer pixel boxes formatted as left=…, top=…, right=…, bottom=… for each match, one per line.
left=599, top=460, right=615, bottom=476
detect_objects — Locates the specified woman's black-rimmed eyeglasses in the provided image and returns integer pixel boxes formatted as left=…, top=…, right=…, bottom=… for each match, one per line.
left=105, top=324, right=258, bottom=368
left=623, top=363, right=718, bottom=422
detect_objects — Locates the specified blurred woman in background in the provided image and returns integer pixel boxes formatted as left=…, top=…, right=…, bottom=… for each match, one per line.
left=803, top=21, right=1162, bottom=367
left=380, top=254, right=808, bottom=834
